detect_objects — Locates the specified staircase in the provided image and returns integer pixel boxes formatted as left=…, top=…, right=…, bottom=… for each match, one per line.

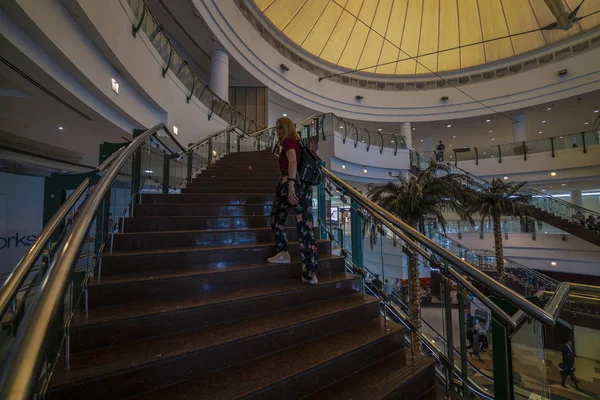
left=46, top=150, right=436, bottom=399
left=529, top=207, right=600, bottom=246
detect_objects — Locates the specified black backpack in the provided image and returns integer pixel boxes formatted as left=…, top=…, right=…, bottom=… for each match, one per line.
left=297, top=140, right=323, bottom=186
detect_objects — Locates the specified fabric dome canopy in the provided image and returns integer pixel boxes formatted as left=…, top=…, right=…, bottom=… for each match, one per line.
left=253, top=0, right=600, bottom=75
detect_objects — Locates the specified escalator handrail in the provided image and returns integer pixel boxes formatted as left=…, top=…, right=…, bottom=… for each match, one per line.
left=0, top=123, right=170, bottom=400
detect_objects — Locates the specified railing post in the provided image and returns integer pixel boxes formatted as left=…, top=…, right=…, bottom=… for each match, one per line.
left=162, top=152, right=170, bottom=194
left=131, top=3, right=147, bottom=38
left=317, top=165, right=326, bottom=240
left=350, top=196, right=364, bottom=289
left=208, top=139, right=213, bottom=165
left=498, top=145, right=502, bottom=163
left=162, top=47, right=173, bottom=78
left=454, top=150, right=457, bottom=166
left=186, top=153, right=193, bottom=184
left=491, top=317, right=515, bottom=400
left=523, top=141, right=527, bottom=161
left=475, top=147, right=478, bottom=166
left=226, top=130, right=231, bottom=155
left=237, top=135, right=241, bottom=152
left=550, top=137, right=555, bottom=158
left=442, top=273, right=454, bottom=368
left=582, top=132, right=587, bottom=154
left=457, top=281, right=469, bottom=396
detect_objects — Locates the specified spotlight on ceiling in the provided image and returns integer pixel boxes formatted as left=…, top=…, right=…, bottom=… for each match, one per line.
left=503, top=176, right=509, bottom=180
left=282, top=113, right=287, bottom=117
left=486, top=119, right=491, bottom=123
left=280, top=64, right=290, bottom=72
left=355, top=95, right=364, bottom=101
left=558, top=69, right=568, bottom=76
left=446, top=124, right=452, bottom=128
left=58, top=126, right=64, bottom=130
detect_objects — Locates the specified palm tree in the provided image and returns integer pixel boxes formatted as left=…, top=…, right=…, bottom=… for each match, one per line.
left=366, top=161, right=474, bottom=353
left=468, top=178, right=531, bottom=284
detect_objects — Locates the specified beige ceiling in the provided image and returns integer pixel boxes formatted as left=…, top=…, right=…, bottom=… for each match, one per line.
left=253, top=0, right=600, bottom=75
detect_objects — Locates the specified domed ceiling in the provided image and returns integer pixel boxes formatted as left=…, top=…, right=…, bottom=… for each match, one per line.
left=252, top=0, right=600, bottom=75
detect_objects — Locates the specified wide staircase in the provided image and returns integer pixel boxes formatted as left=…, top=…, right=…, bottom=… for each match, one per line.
left=45, top=150, right=437, bottom=399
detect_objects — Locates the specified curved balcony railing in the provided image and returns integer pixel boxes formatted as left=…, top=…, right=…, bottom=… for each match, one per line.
left=125, top=0, right=265, bottom=133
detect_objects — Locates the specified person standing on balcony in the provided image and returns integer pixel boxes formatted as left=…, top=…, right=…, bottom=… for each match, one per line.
left=268, top=117, right=319, bottom=285
left=560, top=340, right=581, bottom=390
left=435, top=141, right=445, bottom=162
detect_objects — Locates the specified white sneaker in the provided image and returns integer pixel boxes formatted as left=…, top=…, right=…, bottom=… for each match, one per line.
left=267, top=251, right=291, bottom=264
left=302, top=273, right=318, bottom=285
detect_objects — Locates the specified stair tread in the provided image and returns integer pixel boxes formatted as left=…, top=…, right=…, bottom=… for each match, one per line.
left=131, top=318, right=401, bottom=400
left=115, top=226, right=288, bottom=236
left=77, top=272, right=356, bottom=327
left=305, top=350, right=434, bottom=399
left=52, top=293, right=376, bottom=388
left=93, top=254, right=343, bottom=285
left=107, top=240, right=328, bottom=257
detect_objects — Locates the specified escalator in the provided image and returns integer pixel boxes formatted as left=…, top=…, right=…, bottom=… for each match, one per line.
left=409, top=151, right=600, bottom=247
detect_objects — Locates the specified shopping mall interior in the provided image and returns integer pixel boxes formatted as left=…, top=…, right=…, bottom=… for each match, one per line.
left=1, top=0, right=600, bottom=398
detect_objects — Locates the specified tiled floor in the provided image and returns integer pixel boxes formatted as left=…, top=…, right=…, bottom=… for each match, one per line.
left=419, top=307, right=600, bottom=399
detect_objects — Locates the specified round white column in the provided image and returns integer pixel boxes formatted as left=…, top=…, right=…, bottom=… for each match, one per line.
left=512, top=114, right=526, bottom=142
left=210, top=49, right=229, bottom=102
left=401, top=122, right=412, bottom=149
left=570, top=190, right=583, bottom=207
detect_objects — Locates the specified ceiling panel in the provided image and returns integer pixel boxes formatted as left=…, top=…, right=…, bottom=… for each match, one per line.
left=254, top=0, right=600, bottom=75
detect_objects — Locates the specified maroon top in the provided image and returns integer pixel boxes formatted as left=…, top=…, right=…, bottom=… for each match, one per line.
left=278, top=138, right=301, bottom=173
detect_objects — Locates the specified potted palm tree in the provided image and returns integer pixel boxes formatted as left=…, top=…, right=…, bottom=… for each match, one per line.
left=468, top=179, right=531, bottom=284
left=366, top=161, right=474, bottom=353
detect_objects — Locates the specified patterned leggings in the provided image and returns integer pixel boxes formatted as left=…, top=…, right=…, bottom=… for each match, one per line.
left=270, top=175, right=319, bottom=277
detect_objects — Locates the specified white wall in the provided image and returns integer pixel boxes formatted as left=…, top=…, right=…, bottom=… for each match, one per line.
left=447, top=232, right=600, bottom=276
left=0, top=173, right=44, bottom=274
left=5, top=0, right=232, bottom=150
left=194, top=0, right=600, bottom=121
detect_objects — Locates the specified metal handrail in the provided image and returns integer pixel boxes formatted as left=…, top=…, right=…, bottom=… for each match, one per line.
left=0, top=178, right=90, bottom=323
left=185, top=125, right=241, bottom=154
left=0, top=123, right=169, bottom=400
left=321, top=167, right=573, bottom=328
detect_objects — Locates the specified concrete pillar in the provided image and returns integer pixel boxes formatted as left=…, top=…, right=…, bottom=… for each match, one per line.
left=401, top=122, right=412, bottom=149
left=423, top=136, right=433, bottom=156
left=210, top=49, right=229, bottom=101
left=570, top=190, right=583, bottom=207
left=512, top=114, right=526, bottom=143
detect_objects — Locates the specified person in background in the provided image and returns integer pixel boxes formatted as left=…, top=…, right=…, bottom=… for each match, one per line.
left=476, top=320, right=488, bottom=351
left=585, top=215, right=596, bottom=230
left=561, top=340, right=581, bottom=391
left=267, top=117, right=319, bottom=285
left=372, top=274, right=383, bottom=291
left=435, top=140, right=445, bottom=162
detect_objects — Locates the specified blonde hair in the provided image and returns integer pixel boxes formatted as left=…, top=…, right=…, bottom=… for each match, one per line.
left=276, top=117, right=301, bottom=144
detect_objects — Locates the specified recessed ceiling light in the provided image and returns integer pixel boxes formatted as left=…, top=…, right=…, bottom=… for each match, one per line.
left=447, top=124, right=452, bottom=128
left=282, top=113, right=287, bottom=117
left=483, top=152, right=487, bottom=155
left=559, top=136, right=563, bottom=139
left=173, top=126, right=178, bottom=135
left=144, top=170, right=153, bottom=173
left=391, top=140, right=394, bottom=143
left=503, top=176, right=508, bottom=180
left=378, top=128, right=382, bottom=131
left=491, top=155, right=495, bottom=157
left=486, top=119, right=491, bottom=122
left=542, top=120, right=546, bottom=123
left=561, top=183, right=566, bottom=186
left=489, top=130, right=492, bottom=133
left=595, top=110, right=599, bottom=113
left=539, top=131, right=542, bottom=134
left=551, top=172, right=557, bottom=177
left=551, top=262, right=557, bottom=267
left=450, top=155, right=453, bottom=158
left=420, top=139, right=423, bottom=142
left=58, top=126, right=64, bottom=130
left=361, top=140, right=365, bottom=143
left=452, top=135, right=456, bottom=138
left=449, top=144, right=453, bottom=147
left=584, top=122, right=589, bottom=125
left=492, top=138, right=495, bottom=141
left=339, top=126, right=343, bottom=129
left=547, top=107, right=552, bottom=111
left=412, top=127, right=416, bottom=131
left=342, top=164, right=346, bottom=170
left=363, top=169, right=368, bottom=174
